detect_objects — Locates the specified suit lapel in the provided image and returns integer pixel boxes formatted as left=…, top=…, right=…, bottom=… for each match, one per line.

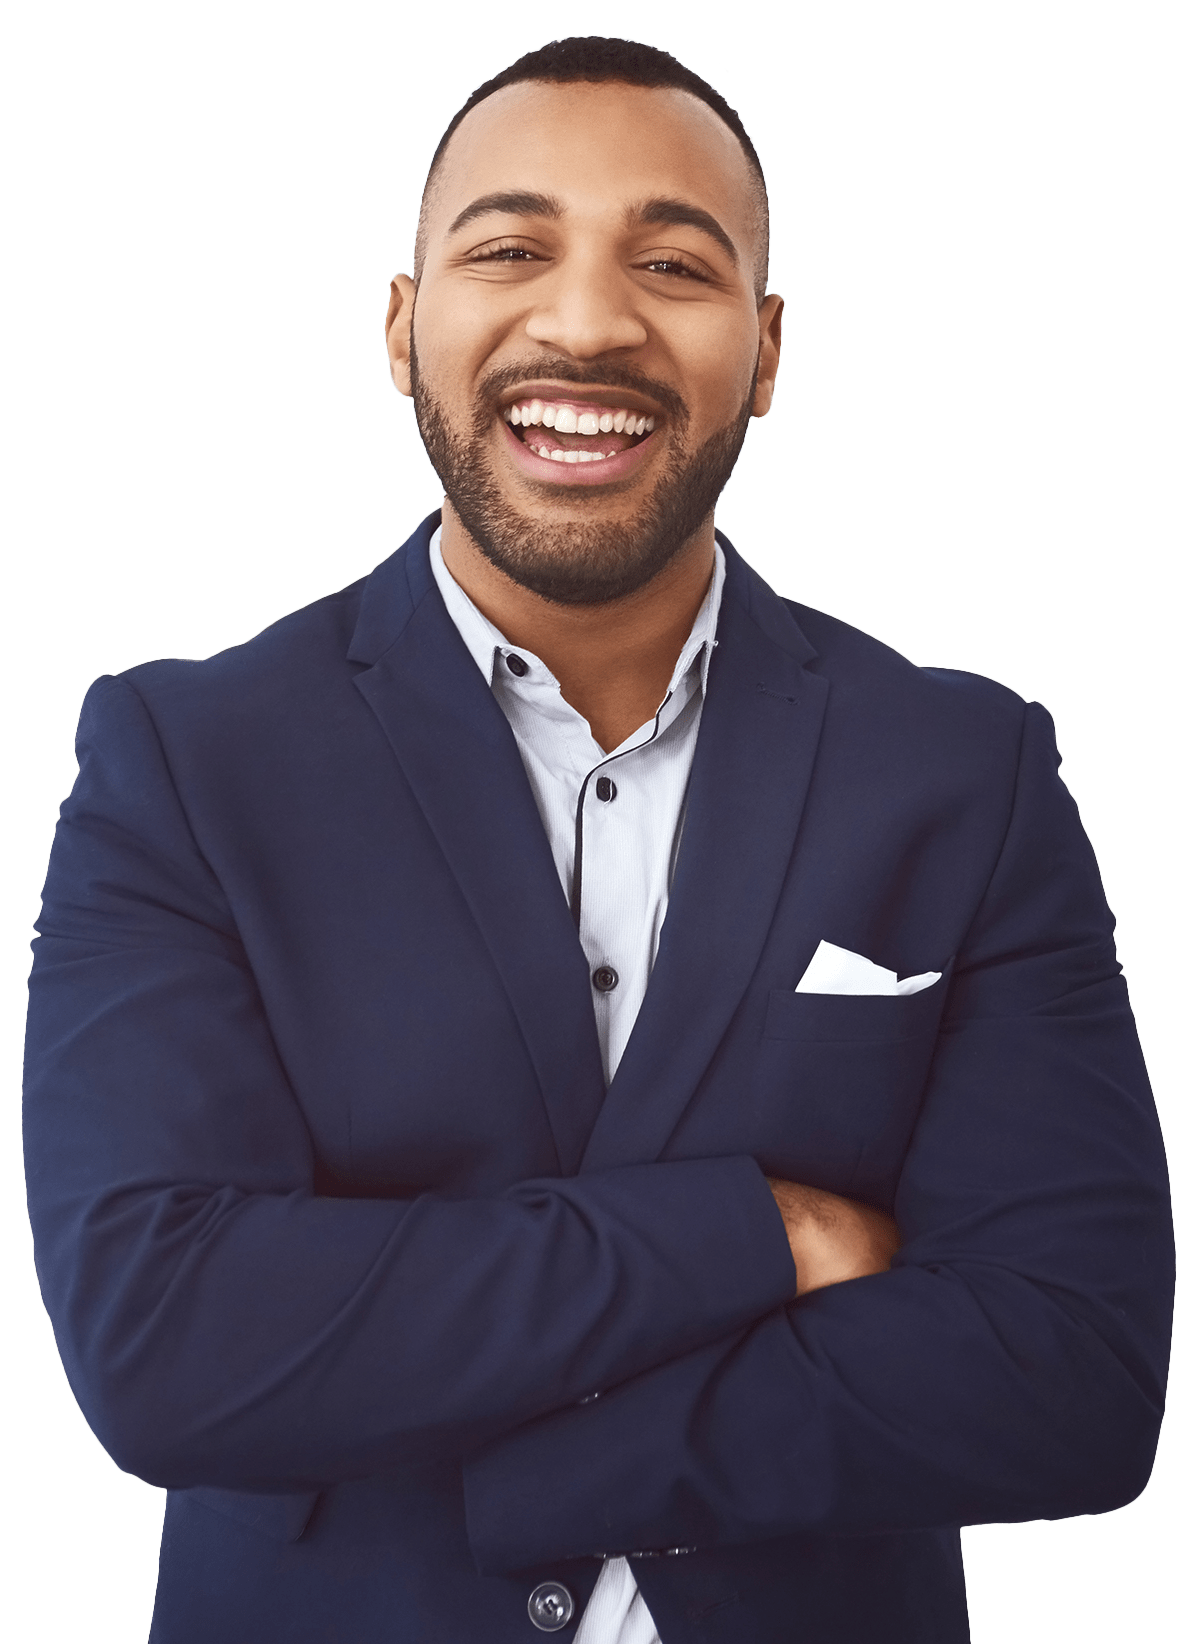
left=348, top=516, right=606, bottom=1175
left=581, top=544, right=829, bottom=1171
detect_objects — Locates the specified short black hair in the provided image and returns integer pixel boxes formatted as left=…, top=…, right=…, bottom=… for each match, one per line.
left=417, top=36, right=769, bottom=301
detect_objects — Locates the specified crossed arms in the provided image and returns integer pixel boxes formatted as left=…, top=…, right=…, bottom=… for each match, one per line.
left=23, top=672, right=1173, bottom=1575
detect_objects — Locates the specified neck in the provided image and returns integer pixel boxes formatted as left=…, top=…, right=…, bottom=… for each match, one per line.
left=438, top=503, right=718, bottom=754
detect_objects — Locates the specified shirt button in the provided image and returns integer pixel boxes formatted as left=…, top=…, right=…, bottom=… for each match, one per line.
left=505, top=653, right=529, bottom=677
left=528, top=1582, right=575, bottom=1631
left=592, top=965, right=619, bottom=993
left=595, top=776, right=617, bottom=802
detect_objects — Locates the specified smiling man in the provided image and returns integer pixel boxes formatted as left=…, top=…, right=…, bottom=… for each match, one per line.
left=24, top=35, right=1173, bottom=1644
left=386, top=58, right=782, bottom=763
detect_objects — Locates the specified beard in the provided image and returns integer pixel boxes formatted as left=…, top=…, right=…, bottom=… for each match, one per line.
left=410, top=340, right=756, bottom=606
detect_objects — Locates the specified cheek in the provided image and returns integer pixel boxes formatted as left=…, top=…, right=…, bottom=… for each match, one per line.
left=412, top=289, right=508, bottom=388
left=671, top=316, right=759, bottom=426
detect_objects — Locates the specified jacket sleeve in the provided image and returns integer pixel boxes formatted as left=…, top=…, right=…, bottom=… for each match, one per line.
left=23, top=674, right=797, bottom=1492
left=461, top=702, right=1174, bottom=1572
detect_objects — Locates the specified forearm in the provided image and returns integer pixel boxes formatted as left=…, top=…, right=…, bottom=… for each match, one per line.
left=463, top=1255, right=1166, bottom=1573
left=25, top=673, right=798, bottom=1489
left=464, top=984, right=1173, bottom=1571
left=28, top=1089, right=794, bottom=1491
left=766, top=1177, right=900, bottom=1295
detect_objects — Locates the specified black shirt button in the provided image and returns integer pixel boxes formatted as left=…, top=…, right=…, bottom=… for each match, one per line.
left=595, top=775, right=617, bottom=802
left=592, top=965, right=619, bottom=993
left=528, top=1582, right=575, bottom=1631
left=505, top=653, right=529, bottom=677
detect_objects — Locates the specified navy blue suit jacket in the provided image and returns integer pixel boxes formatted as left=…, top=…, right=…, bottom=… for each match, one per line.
left=24, top=514, right=1173, bottom=1643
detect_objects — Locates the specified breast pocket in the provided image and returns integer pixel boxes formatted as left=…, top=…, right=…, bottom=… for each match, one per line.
left=755, top=982, right=948, bottom=1204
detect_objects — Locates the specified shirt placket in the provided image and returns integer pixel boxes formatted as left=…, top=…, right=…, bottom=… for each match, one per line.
left=572, top=665, right=702, bottom=1082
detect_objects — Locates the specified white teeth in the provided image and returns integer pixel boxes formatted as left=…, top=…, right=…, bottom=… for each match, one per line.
left=507, top=399, right=658, bottom=445
left=528, top=443, right=627, bottom=465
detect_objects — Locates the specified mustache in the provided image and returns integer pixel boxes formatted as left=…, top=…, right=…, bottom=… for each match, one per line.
left=475, top=359, right=690, bottom=425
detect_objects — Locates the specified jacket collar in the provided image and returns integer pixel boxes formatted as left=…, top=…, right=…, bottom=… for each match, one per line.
left=346, top=509, right=443, bottom=667
left=580, top=531, right=828, bottom=1169
left=350, top=511, right=607, bottom=1174
left=348, top=514, right=827, bottom=1173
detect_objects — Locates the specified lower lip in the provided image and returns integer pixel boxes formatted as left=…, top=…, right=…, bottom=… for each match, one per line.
left=501, top=421, right=656, bottom=488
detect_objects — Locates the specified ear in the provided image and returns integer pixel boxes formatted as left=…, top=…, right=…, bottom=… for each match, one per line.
left=751, top=295, right=784, bottom=418
left=385, top=275, right=417, bottom=397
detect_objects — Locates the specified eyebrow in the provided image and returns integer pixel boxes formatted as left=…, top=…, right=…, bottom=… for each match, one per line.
left=444, top=189, right=740, bottom=268
left=626, top=198, right=739, bottom=266
left=446, top=191, right=563, bottom=238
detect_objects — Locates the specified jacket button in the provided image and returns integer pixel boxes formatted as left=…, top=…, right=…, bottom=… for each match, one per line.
left=505, top=652, right=529, bottom=677
left=595, top=775, right=617, bottom=802
left=592, top=965, right=619, bottom=993
left=528, top=1582, right=574, bottom=1631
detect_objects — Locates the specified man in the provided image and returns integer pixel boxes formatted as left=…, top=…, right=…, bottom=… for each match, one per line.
left=24, top=34, right=1172, bottom=1644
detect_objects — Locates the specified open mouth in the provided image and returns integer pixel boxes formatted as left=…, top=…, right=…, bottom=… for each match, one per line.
left=501, top=396, right=657, bottom=467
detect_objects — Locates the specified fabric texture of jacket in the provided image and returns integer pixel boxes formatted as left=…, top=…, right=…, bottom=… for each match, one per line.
left=24, top=513, right=1174, bottom=1643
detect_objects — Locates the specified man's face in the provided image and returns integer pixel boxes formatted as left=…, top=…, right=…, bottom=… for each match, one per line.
left=387, top=79, right=782, bottom=605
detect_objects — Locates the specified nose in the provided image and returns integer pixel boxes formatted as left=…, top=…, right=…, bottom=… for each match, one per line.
left=524, top=256, right=648, bottom=359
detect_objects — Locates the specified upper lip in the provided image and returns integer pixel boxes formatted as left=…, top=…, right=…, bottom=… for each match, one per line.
left=498, top=381, right=668, bottom=418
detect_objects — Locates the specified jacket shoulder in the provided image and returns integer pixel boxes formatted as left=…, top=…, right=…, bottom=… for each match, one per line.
left=116, top=575, right=371, bottom=716
left=105, top=509, right=437, bottom=723
left=783, top=597, right=1028, bottom=726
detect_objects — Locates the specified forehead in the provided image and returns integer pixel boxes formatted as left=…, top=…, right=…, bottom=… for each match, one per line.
left=427, top=79, right=758, bottom=258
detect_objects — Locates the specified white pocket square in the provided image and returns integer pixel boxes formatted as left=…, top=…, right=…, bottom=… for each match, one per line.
left=795, top=940, right=941, bottom=997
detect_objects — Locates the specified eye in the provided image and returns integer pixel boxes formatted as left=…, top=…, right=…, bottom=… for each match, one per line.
left=637, top=254, right=711, bottom=282
left=464, top=239, right=542, bottom=265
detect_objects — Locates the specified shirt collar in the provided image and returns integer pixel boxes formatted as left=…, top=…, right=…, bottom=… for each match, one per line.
left=428, top=524, right=726, bottom=698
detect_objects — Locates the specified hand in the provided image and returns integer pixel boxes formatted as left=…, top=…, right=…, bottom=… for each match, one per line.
left=766, top=1178, right=901, bottom=1298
